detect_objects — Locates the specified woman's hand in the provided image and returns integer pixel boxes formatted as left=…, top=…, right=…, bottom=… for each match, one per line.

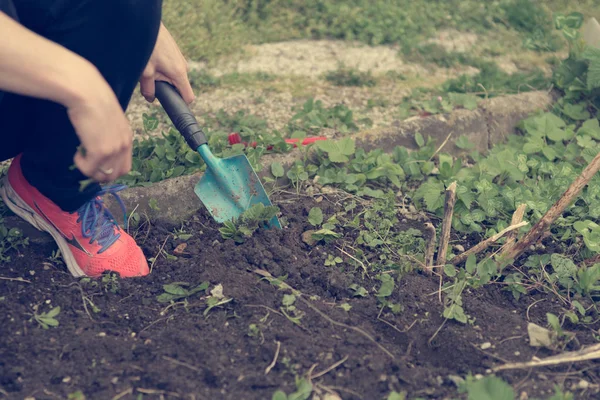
left=139, top=23, right=194, bottom=104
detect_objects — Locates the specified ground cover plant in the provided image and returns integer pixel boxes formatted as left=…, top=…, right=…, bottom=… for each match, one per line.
left=2, top=2, right=600, bottom=400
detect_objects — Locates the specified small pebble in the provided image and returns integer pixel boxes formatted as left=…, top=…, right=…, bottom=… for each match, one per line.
left=111, top=377, right=119, bottom=385
left=62, top=377, right=71, bottom=383
left=514, top=351, right=521, bottom=356
left=97, top=332, right=106, bottom=337
left=481, top=342, right=492, bottom=350
left=578, top=379, right=590, bottom=389
left=454, top=244, right=465, bottom=252
left=29, top=270, right=35, bottom=276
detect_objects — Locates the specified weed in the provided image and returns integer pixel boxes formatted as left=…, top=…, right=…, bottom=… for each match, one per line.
left=32, top=306, right=61, bottom=329
left=272, top=377, right=312, bottom=400
left=280, top=293, right=304, bottom=325
left=0, top=201, right=29, bottom=262
left=324, top=64, right=376, bottom=87
left=288, top=98, right=361, bottom=136
left=157, top=281, right=210, bottom=303
left=219, top=203, right=280, bottom=243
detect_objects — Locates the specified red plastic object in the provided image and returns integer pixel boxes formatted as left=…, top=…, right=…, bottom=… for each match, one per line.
left=228, top=133, right=327, bottom=150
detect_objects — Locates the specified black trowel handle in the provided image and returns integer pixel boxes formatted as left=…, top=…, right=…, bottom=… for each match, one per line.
left=155, top=81, right=207, bottom=150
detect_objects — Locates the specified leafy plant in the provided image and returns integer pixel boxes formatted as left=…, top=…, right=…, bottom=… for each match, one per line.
left=219, top=203, right=280, bottom=243
left=272, top=378, right=312, bottom=400
left=33, top=306, right=61, bottom=329
left=157, top=281, right=210, bottom=303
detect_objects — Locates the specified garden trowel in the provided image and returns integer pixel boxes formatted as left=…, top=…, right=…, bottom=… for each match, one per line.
left=154, top=81, right=281, bottom=229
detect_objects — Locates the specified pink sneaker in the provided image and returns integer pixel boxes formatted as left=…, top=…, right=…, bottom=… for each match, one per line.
left=0, top=155, right=149, bottom=278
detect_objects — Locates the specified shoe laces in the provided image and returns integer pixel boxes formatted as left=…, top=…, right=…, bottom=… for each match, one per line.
left=76, top=184, right=128, bottom=254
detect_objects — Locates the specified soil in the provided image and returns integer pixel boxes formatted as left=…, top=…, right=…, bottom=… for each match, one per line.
left=1, top=193, right=599, bottom=400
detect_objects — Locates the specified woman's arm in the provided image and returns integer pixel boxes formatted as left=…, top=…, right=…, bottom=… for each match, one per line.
left=0, top=11, right=135, bottom=183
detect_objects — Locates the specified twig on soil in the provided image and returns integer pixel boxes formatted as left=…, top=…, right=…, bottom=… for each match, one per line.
left=163, top=356, right=202, bottom=373
left=451, top=221, right=528, bottom=266
left=112, top=388, right=134, bottom=400
left=499, top=204, right=527, bottom=257
left=150, top=236, right=169, bottom=272
left=254, top=269, right=395, bottom=360
left=326, top=386, right=364, bottom=399
left=436, top=182, right=457, bottom=267
left=309, top=355, right=348, bottom=380
left=0, top=276, right=30, bottom=283
left=526, top=298, right=546, bottom=321
left=423, top=222, right=437, bottom=273
left=264, top=341, right=281, bottom=375
left=244, top=304, right=284, bottom=317
left=492, top=343, right=600, bottom=372
left=378, top=317, right=417, bottom=334
left=501, top=149, right=600, bottom=262
left=137, top=388, right=181, bottom=398
left=68, top=282, right=95, bottom=321
left=336, top=245, right=368, bottom=275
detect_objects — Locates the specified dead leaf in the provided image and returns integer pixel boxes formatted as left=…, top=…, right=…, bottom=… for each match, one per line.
left=302, top=230, right=317, bottom=246
left=527, top=322, right=557, bottom=349
left=173, top=243, right=188, bottom=255
left=210, top=284, right=224, bottom=299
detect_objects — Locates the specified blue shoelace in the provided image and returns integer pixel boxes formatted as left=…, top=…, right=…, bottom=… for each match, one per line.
left=76, top=184, right=128, bottom=254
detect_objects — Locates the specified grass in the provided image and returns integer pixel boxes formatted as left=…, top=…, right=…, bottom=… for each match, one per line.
left=162, top=0, right=600, bottom=62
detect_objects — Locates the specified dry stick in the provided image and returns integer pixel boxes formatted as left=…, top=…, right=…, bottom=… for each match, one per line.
left=0, top=276, right=31, bottom=283
left=436, top=181, right=457, bottom=266
left=162, top=356, right=202, bottom=373
left=423, top=222, right=437, bottom=273
left=254, top=269, right=395, bottom=360
left=264, top=341, right=281, bottom=375
left=503, top=150, right=600, bottom=261
left=492, top=343, right=600, bottom=372
left=499, top=203, right=527, bottom=257
left=451, top=221, right=528, bottom=266
left=309, top=355, right=349, bottom=380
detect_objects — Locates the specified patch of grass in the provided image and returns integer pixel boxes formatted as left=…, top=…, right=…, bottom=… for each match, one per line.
left=161, top=0, right=529, bottom=61
left=442, top=61, right=551, bottom=96
left=501, top=0, right=563, bottom=52
left=400, top=43, right=485, bottom=69
left=324, top=64, right=377, bottom=87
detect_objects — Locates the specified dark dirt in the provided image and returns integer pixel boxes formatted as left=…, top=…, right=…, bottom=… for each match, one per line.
left=1, top=193, right=599, bottom=400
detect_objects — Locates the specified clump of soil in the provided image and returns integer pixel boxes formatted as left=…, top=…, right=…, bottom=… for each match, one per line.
left=0, top=193, right=599, bottom=399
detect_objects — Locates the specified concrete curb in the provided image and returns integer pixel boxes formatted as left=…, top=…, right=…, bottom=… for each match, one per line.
left=6, top=90, right=555, bottom=242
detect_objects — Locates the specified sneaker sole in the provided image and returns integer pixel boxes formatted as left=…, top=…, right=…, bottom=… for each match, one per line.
left=0, top=177, right=86, bottom=277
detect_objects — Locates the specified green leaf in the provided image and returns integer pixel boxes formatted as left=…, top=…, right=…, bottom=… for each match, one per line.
left=582, top=46, right=600, bottom=89
left=338, top=303, right=352, bottom=311
left=387, top=391, right=407, bottom=400
left=466, top=254, right=477, bottom=274
left=376, top=274, right=395, bottom=298
left=455, top=135, right=475, bottom=150
left=272, top=391, right=288, bottom=400
left=547, top=312, right=561, bottom=332
left=465, top=375, right=515, bottom=400
left=315, top=138, right=356, bottom=162
left=46, top=306, right=61, bottom=318
left=282, top=294, right=297, bottom=307
left=163, top=283, right=189, bottom=296
left=414, top=179, right=445, bottom=212
left=562, top=103, right=590, bottom=120
left=415, top=132, right=425, bottom=147
left=444, top=264, right=457, bottom=277
left=578, top=118, right=600, bottom=139
left=271, top=162, right=285, bottom=178
left=308, top=207, right=323, bottom=226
